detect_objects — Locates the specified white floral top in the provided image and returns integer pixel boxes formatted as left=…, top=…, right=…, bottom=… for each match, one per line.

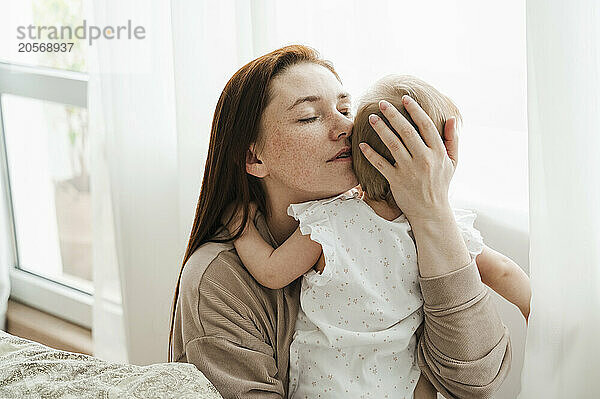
left=286, top=188, right=484, bottom=399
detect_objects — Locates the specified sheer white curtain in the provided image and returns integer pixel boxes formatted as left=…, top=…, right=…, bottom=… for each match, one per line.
left=85, top=0, right=253, bottom=364
left=519, top=1, right=600, bottom=397
left=85, top=0, right=179, bottom=364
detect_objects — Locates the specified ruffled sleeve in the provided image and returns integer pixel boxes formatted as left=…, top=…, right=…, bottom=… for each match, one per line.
left=452, top=208, right=485, bottom=258
left=287, top=200, right=338, bottom=286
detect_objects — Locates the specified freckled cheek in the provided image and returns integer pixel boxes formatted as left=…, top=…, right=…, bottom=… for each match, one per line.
left=268, top=135, right=323, bottom=185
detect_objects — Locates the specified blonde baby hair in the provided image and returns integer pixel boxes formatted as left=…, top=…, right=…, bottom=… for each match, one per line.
left=351, top=74, right=463, bottom=208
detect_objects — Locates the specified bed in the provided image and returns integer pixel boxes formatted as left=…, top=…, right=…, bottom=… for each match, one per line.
left=0, top=330, right=223, bottom=398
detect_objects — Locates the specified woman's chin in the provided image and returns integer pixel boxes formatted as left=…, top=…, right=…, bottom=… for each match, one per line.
left=345, top=167, right=359, bottom=187
left=329, top=156, right=357, bottom=175
left=334, top=171, right=359, bottom=194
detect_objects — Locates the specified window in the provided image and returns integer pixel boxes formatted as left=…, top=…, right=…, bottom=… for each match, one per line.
left=0, top=0, right=91, bottom=328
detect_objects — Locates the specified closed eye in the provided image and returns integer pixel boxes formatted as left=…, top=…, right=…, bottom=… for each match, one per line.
left=298, top=116, right=318, bottom=124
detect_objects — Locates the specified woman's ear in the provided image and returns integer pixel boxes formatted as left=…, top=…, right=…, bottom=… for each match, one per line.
left=246, top=144, right=268, bottom=178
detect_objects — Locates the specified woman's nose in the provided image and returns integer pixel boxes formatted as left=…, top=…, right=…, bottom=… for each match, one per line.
left=330, top=112, right=353, bottom=140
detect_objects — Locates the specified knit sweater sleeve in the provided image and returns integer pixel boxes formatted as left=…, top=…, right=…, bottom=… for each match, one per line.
left=182, top=259, right=285, bottom=399
left=415, top=257, right=512, bottom=398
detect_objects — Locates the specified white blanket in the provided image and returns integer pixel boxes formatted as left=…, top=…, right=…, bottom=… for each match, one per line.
left=0, top=330, right=223, bottom=398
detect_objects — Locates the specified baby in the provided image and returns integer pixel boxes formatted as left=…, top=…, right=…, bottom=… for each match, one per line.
left=228, top=75, right=531, bottom=398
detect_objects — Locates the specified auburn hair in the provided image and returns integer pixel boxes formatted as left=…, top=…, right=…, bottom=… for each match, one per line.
left=168, top=45, right=339, bottom=361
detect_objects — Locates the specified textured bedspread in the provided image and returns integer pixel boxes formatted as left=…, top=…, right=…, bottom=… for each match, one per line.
left=0, top=330, right=223, bottom=398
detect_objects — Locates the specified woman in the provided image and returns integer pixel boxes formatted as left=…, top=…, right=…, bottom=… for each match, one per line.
left=168, top=45, right=511, bottom=399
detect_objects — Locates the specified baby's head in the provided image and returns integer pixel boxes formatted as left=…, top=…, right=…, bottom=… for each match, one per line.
left=351, top=75, right=462, bottom=208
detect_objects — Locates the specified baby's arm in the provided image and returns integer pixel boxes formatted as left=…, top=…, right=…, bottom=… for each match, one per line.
left=234, top=217, right=323, bottom=290
left=475, top=245, right=532, bottom=322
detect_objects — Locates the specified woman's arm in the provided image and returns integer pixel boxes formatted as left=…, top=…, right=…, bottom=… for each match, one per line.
left=234, top=221, right=323, bottom=289
left=359, top=97, right=511, bottom=398
left=476, top=245, right=532, bottom=322
left=177, top=246, right=294, bottom=398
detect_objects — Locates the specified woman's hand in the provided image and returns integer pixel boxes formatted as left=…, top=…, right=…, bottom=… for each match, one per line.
left=358, top=96, right=457, bottom=224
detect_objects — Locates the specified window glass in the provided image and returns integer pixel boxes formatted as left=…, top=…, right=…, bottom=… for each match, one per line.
left=1, top=93, right=92, bottom=293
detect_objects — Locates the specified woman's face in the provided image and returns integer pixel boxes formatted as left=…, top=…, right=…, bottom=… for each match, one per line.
left=255, top=62, right=358, bottom=202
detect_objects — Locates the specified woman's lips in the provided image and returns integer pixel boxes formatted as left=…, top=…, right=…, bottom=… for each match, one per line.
left=328, top=146, right=352, bottom=162
left=329, top=155, right=352, bottom=162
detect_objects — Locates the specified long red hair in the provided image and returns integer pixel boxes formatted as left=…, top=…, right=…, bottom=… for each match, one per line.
left=168, top=45, right=340, bottom=361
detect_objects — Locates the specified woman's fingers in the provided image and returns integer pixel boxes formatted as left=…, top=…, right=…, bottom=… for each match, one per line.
left=368, top=113, right=411, bottom=163
left=376, top=100, right=427, bottom=159
left=400, top=95, right=446, bottom=153
left=358, top=142, right=394, bottom=181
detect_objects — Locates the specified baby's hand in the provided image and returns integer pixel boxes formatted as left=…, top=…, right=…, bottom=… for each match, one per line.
left=221, top=202, right=258, bottom=235
left=313, top=252, right=326, bottom=275
left=354, top=184, right=364, bottom=197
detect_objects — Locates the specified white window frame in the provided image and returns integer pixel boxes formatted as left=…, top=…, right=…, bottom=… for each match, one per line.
left=0, top=61, right=92, bottom=329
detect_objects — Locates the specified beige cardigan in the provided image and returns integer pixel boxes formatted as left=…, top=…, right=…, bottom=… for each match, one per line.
left=172, top=210, right=511, bottom=398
